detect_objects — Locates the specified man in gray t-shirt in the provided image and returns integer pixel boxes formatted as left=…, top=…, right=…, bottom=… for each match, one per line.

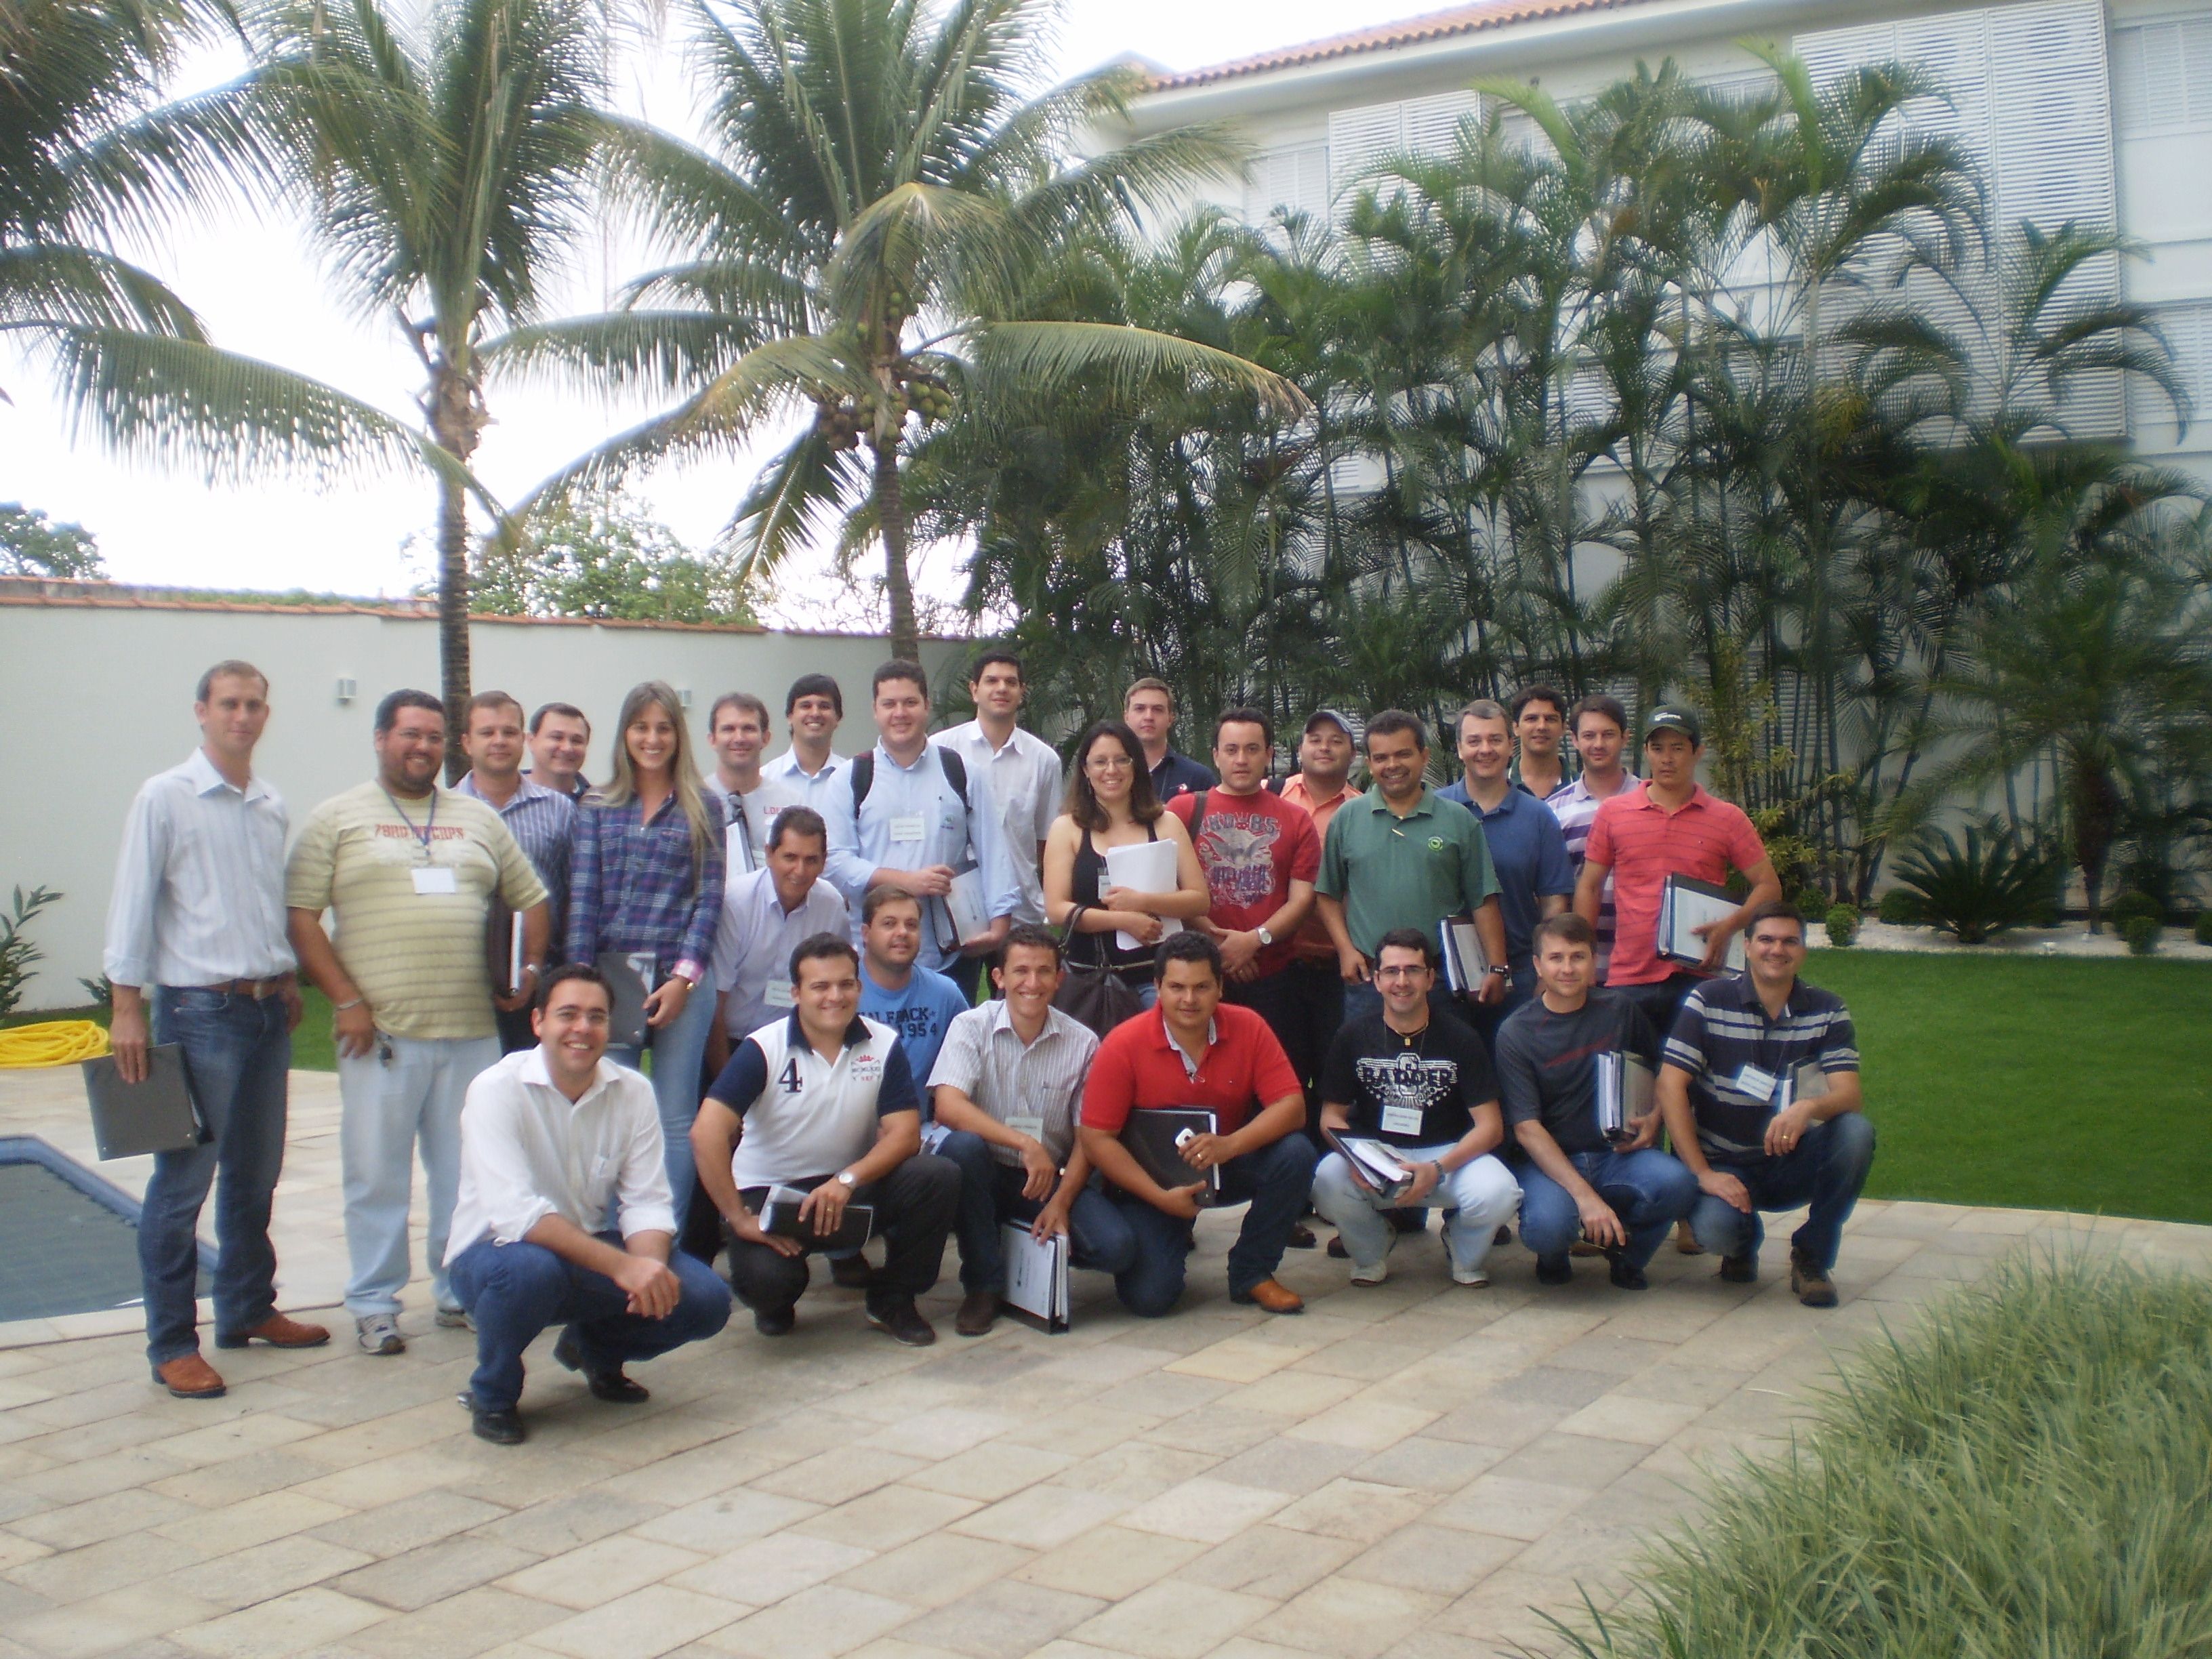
left=1493, top=913, right=1692, bottom=1289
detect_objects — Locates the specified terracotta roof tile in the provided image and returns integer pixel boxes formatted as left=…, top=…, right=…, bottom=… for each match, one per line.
left=1149, top=0, right=1652, bottom=90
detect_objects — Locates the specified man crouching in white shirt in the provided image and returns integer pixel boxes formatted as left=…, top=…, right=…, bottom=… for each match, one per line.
left=445, top=965, right=733, bottom=1443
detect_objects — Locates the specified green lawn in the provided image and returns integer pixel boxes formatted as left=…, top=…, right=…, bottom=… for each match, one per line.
left=11, top=957, right=2209, bottom=1225
left=1809, top=951, right=2212, bottom=1227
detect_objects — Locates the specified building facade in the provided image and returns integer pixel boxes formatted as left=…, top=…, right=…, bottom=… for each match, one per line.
left=1125, top=0, right=2212, bottom=483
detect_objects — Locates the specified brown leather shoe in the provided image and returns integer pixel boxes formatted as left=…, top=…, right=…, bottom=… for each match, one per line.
left=1230, top=1277, right=1305, bottom=1315
left=1675, top=1220, right=1704, bottom=1256
left=954, top=1291, right=1000, bottom=1337
left=152, top=1353, right=227, bottom=1399
left=215, top=1313, right=331, bottom=1350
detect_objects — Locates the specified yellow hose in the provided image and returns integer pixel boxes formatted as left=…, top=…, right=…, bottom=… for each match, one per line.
left=0, top=1020, right=112, bottom=1068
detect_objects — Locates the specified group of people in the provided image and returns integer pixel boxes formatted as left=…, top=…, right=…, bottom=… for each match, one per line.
left=104, top=654, right=1875, bottom=1446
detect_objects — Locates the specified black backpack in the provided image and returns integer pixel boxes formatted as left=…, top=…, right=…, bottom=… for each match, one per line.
left=849, top=745, right=970, bottom=816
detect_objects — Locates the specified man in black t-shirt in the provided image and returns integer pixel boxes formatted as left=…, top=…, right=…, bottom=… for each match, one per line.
left=1495, top=912, right=1696, bottom=1290
left=1311, top=929, right=1522, bottom=1287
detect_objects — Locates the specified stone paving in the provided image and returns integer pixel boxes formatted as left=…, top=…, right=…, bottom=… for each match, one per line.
left=3, top=1063, right=2208, bottom=1659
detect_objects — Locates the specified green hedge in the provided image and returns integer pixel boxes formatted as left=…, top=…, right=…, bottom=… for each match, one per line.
left=1547, top=1254, right=2212, bottom=1658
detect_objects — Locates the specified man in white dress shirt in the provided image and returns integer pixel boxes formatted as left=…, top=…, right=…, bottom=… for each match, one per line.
left=445, top=964, right=732, bottom=1443
left=764, top=673, right=848, bottom=808
left=823, top=659, right=1017, bottom=998
left=707, top=805, right=848, bottom=1073
left=933, top=651, right=1062, bottom=926
left=106, top=661, right=329, bottom=1399
left=705, top=692, right=802, bottom=876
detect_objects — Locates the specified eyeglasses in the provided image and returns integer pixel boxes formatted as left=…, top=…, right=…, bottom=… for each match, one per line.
left=1374, top=964, right=1429, bottom=980
left=1086, top=755, right=1134, bottom=771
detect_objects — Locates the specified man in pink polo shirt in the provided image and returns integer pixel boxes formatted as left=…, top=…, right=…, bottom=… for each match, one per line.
left=1575, top=707, right=1782, bottom=1037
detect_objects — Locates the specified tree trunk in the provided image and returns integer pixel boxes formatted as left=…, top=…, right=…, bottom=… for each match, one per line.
left=436, top=466, right=472, bottom=782
left=874, top=438, right=918, bottom=661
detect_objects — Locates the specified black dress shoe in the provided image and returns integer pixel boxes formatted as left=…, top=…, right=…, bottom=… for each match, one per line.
left=552, top=1328, right=649, bottom=1403
left=471, top=1403, right=525, bottom=1445
left=1605, top=1247, right=1648, bottom=1290
left=830, top=1255, right=875, bottom=1290
left=754, top=1305, right=797, bottom=1336
left=865, top=1298, right=937, bottom=1347
left=1326, top=1234, right=1349, bottom=1259
left=1285, top=1223, right=1317, bottom=1250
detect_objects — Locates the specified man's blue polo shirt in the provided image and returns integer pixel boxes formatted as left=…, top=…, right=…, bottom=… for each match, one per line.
left=1439, top=781, right=1575, bottom=983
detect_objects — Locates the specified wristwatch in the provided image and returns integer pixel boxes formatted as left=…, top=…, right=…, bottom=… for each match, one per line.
left=1255, top=925, right=1275, bottom=947
left=834, top=1171, right=857, bottom=1189
left=1487, top=965, right=1511, bottom=985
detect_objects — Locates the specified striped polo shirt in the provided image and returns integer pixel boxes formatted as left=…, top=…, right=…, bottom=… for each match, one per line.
left=1662, top=975, right=1859, bottom=1166
left=1548, top=771, right=1638, bottom=972
left=1584, top=784, right=1767, bottom=986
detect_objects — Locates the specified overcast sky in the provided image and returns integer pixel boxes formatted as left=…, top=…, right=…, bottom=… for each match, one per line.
left=2, top=1, right=1425, bottom=624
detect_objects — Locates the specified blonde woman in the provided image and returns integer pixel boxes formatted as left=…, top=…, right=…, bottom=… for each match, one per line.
left=1043, top=720, right=1210, bottom=1008
left=567, top=682, right=726, bottom=1216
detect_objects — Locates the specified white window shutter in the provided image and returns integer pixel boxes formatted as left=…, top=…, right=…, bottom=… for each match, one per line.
left=1244, top=143, right=1331, bottom=228
left=1402, top=89, right=1481, bottom=159
left=1329, top=102, right=1408, bottom=214
left=2184, top=17, right=2212, bottom=125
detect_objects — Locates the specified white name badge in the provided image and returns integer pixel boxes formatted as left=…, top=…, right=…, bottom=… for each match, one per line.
left=1380, top=1102, right=1425, bottom=1136
left=1005, top=1115, right=1046, bottom=1142
left=763, top=980, right=796, bottom=1008
left=410, top=866, right=457, bottom=895
left=888, top=813, right=928, bottom=844
left=1732, top=1062, right=1778, bottom=1104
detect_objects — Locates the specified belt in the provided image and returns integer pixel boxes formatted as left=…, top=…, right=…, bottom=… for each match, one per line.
left=184, top=977, right=289, bottom=998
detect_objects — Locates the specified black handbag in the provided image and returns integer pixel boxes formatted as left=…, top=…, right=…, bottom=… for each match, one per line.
left=1053, top=924, right=1143, bottom=1037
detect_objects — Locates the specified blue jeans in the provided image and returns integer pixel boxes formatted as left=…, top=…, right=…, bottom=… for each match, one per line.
left=609, top=965, right=717, bottom=1229
left=1109, top=1132, right=1319, bottom=1316
left=140, top=987, right=291, bottom=1364
left=1688, top=1113, right=1877, bottom=1273
left=337, top=1033, right=498, bottom=1316
left=447, top=1233, right=731, bottom=1411
left=1519, top=1147, right=1698, bottom=1273
left=938, top=1130, right=1139, bottom=1294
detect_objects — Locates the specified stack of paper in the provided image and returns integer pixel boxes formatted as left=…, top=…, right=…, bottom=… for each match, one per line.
left=1595, top=1050, right=1656, bottom=1143
left=1103, top=840, right=1185, bottom=954
left=1322, top=1129, right=1416, bottom=1201
left=1658, top=876, right=1746, bottom=972
left=1000, top=1224, right=1069, bottom=1332
left=1437, top=914, right=1490, bottom=993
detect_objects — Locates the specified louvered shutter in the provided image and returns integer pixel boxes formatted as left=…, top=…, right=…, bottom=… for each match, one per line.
left=1244, top=143, right=1331, bottom=228
left=1330, top=102, right=1408, bottom=220
left=1403, top=89, right=1482, bottom=159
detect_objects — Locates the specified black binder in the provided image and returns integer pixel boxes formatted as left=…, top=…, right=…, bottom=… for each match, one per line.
left=1120, top=1107, right=1221, bottom=1200
left=761, top=1186, right=876, bottom=1252
left=81, top=1045, right=205, bottom=1159
left=594, top=951, right=656, bottom=1050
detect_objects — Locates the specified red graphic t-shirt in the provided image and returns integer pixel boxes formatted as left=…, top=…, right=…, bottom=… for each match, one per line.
left=1167, top=788, right=1322, bottom=977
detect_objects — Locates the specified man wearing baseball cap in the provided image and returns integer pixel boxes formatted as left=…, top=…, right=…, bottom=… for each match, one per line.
left=1573, top=705, right=1782, bottom=1036
left=1278, top=710, right=1360, bottom=1131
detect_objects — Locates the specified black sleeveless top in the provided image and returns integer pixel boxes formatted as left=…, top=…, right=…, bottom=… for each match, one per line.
left=1072, top=819, right=1160, bottom=983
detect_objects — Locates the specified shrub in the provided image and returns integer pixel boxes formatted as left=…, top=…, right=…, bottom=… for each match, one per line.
left=1877, top=887, right=1925, bottom=926
left=2123, top=915, right=2161, bottom=956
left=2108, top=890, right=2163, bottom=932
left=1788, top=886, right=1829, bottom=918
left=2198, top=911, right=2212, bottom=947
left=1824, top=903, right=1860, bottom=947
left=0, top=884, right=62, bottom=1017
left=1544, top=1254, right=2212, bottom=1659
left=1891, top=823, right=2061, bottom=944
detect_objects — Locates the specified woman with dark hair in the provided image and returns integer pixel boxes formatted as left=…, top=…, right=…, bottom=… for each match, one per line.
left=1042, top=720, right=1208, bottom=1004
left=567, top=681, right=725, bottom=1218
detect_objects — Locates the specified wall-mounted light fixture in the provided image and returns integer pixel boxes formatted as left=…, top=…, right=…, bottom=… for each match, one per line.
left=335, top=678, right=358, bottom=705
left=677, top=687, right=693, bottom=708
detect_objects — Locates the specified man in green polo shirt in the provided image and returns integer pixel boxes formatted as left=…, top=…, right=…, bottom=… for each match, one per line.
left=1317, top=710, right=1509, bottom=1027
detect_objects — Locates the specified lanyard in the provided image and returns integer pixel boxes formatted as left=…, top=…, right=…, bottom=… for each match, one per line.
left=382, top=787, right=438, bottom=861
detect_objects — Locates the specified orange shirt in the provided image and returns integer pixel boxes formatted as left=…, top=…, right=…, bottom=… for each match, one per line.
left=1279, top=773, right=1354, bottom=962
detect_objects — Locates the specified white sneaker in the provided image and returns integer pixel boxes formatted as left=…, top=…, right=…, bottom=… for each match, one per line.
left=1349, top=1258, right=1390, bottom=1286
left=1451, top=1263, right=1491, bottom=1288
left=355, top=1314, right=405, bottom=1355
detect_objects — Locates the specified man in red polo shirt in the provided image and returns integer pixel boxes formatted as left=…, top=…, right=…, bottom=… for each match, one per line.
left=1576, top=707, right=1782, bottom=1037
left=1080, top=933, right=1316, bottom=1318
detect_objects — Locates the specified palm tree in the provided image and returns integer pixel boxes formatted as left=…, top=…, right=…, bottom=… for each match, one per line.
left=234, top=0, right=606, bottom=762
left=2, top=0, right=424, bottom=499
left=497, top=0, right=1301, bottom=658
left=1925, top=527, right=2212, bottom=930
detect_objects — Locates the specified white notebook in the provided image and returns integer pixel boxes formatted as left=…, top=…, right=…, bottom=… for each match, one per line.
left=1103, top=839, right=1185, bottom=953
